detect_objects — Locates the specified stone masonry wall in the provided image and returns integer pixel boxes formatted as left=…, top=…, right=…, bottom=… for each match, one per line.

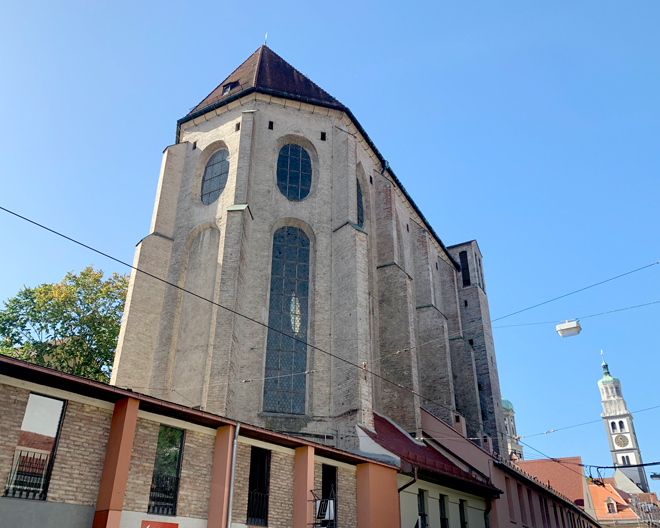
left=0, top=384, right=29, bottom=490
left=231, top=442, right=251, bottom=524
left=337, top=467, right=357, bottom=528
left=123, top=418, right=159, bottom=512
left=47, top=400, right=112, bottom=505
left=177, top=430, right=215, bottom=519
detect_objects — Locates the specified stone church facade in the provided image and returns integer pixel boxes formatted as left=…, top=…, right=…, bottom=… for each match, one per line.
left=111, top=46, right=506, bottom=454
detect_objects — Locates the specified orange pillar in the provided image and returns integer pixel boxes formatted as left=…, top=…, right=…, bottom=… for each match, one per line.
left=356, top=462, right=401, bottom=528
left=93, top=397, right=140, bottom=528
left=207, top=424, right=237, bottom=528
left=293, top=446, right=315, bottom=528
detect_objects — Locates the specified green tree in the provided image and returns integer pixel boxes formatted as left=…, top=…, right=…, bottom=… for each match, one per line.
left=0, top=266, right=129, bottom=382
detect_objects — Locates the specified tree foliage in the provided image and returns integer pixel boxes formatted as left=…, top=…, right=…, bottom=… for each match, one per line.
left=0, top=266, right=129, bottom=382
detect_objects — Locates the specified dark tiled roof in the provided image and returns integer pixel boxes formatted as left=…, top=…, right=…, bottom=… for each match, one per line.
left=188, top=46, right=345, bottom=116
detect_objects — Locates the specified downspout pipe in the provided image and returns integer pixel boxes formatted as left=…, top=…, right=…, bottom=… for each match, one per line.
left=398, top=467, right=418, bottom=493
left=226, top=422, right=241, bottom=528
left=485, top=497, right=492, bottom=528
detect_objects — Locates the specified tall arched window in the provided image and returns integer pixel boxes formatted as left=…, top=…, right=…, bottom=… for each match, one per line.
left=201, top=149, right=230, bottom=205
left=356, top=179, right=364, bottom=228
left=619, top=420, right=625, bottom=431
left=263, top=226, right=310, bottom=414
left=277, top=144, right=312, bottom=201
left=611, top=422, right=617, bottom=432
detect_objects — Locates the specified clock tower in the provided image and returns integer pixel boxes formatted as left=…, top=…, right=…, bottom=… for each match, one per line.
left=599, top=358, right=649, bottom=492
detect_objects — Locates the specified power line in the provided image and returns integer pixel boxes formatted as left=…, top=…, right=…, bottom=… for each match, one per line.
left=493, top=300, right=660, bottom=329
left=491, top=261, right=660, bottom=322
left=0, top=205, right=488, bottom=433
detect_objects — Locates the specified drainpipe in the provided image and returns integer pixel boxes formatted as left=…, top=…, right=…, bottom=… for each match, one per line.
left=484, top=497, right=492, bottom=528
left=398, top=467, right=419, bottom=493
left=226, top=422, right=241, bottom=528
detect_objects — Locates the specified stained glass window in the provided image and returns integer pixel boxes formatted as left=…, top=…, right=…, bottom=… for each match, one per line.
left=263, top=226, right=310, bottom=414
left=276, top=144, right=312, bottom=201
left=356, top=179, right=364, bottom=228
left=201, top=149, right=230, bottom=205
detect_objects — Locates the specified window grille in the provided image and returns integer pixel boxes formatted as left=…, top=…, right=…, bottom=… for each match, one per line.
left=247, top=447, right=271, bottom=527
left=459, top=251, right=471, bottom=287
left=4, top=394, right=64, bottom=501
left=277, top=144, right=312, bottom=200
left=201, top=149, right=230, bottom=205
left=148, top=426, right=183, bottom=516
left=356, top=179, right=364, bottom=228
left=263, top=226, right=310, bottom=414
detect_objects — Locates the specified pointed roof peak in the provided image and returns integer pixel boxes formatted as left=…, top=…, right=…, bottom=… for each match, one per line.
left=187, top=45, right=345, bottom=117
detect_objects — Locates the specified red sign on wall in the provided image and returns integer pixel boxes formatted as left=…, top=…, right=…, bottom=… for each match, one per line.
left=140, top=522, right=179, bottom=528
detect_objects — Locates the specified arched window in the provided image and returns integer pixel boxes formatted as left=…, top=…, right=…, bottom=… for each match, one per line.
left=277, top=144, right=312, bottom=201
left=201, top=149, right=230, bottom=205
left=619, top=421, right=625, bottom=431
left=611, top=422, right=617, bottom=432
left=356, top=179, right=364, bottom=227
left=263, top=226, right=310, bottom=414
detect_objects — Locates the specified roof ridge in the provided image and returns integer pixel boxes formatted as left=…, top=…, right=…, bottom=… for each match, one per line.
left=253, top=45, right=265, bottom=87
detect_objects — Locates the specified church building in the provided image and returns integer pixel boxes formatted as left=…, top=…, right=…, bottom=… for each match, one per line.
left=110, top=45, right=506, bottom=455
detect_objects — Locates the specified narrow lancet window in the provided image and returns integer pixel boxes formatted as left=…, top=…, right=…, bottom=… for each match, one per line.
left=277, top=144, right=312, bottom=201
left=356, top=179, right=364, bottom=228
left=264, top=226, right=310, bottom=414
left=459, top=251, right=471, bottom=287
left=201, top=149, right=230, bottom=205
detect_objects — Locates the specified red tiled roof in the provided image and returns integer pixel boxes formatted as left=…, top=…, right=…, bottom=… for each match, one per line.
left=188, top=46, right=345, bottom=116
left=589, top=483, right=639, bottom=521
left=518, top=457, right=586, bottom=506
left=17, top=430, right=55, bottom=452
left=361, top=414, right=493, bottom=490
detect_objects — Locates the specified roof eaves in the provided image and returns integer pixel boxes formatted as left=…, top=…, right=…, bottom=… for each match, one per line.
left=176, top=89, right=460, bottom=270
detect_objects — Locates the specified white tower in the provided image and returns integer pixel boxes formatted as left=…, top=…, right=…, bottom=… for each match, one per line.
left=599, top=358, right=649, bottom=492
left=502, top=398, right=523, bottom=460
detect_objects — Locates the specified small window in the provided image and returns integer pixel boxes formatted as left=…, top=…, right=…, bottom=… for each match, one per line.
left=459, top=499, right=469, bottom=528
left=369, top=175, right=373, bottom=184
left=222, top=82, right=238, bottom=95
left=406, top=224, right=409, bottom=232
left=436, top=262, right=438, bottom=270
left=459, top=251, right=471, bottom=287
left=201, top=149, right=230, bottom=205
left=356, top=179, right=364, bottom=228
left=4, top=394, right=65, bottom=500
left=418, top=489, right=428, bottom=528
left=268, top=121, right=274, bottom=130
left=607, top=503, right=616, bottom=514
left=519, top=484, right=529, bottom=525
left=619, top=421, right=625, bottom=431
left=464, top=300, right=468, bottom=307
left=455, top=415, right=461, bottom=423
left=611, top=422, right=617, bottom=432
left=478, top=383, right=482, bottom=391
left=148, top=425, right=184, bottom=516
left=481, top=410, right=486, bottom=421
left=439, top=494, right=449, bottom=528
left=469, top=339, right=474, bottom=346
left=192, top=141, right=197, bottom=150
left=320, top=132, right=326, bottom=141
left=247, top=447, right=271, bottom=527
left=277, top=144, right=312, bottom=201
left=235, top=122, right=241, bottom=132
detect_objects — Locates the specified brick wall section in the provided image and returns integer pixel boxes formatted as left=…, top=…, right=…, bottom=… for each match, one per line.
left=337, top=467, right=357, bottom=528
left=123, top=417, right=159, bottom=512
left=268, top=451, right=295, bottom=528
left=47, top=400, right=112, bottom=505
left=177, top=430, right=215, bottom=519
left=231, top=442, right=251, bottom=524
left=0, top=384, right=29, bottom=489
left=314, top=461, right=323, bottom=491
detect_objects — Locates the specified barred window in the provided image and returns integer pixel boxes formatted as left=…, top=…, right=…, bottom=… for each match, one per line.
left=277, top=144, right=312, bottom=201
left=264, top=226, right=310, bottom=414
left=357, top=179, right=364, bottom=227
left=201, top=149, right=230, bottom=205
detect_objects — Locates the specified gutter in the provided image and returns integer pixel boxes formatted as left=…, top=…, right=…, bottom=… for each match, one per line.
left=398, top=466, right=418, bottom=493
left=485, top=497, right=492, bottom=528
left=175, top=88, right=460, bottom=270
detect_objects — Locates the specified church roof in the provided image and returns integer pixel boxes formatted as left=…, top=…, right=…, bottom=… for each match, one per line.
left=187, top=46, right=346, bottom=116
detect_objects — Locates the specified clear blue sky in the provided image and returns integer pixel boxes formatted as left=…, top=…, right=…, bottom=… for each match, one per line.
left=1, top=1, right=658, bottom=491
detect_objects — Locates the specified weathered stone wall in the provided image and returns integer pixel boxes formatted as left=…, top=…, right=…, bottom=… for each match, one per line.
left=47, top=400, right=112, bottom=505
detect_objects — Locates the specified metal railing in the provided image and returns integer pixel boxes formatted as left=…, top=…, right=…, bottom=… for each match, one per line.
left=148, top=473, right=180, bottom=516
left=3, top=450, right=52, bottom=500
left=247, top=491, right=269, bottom=527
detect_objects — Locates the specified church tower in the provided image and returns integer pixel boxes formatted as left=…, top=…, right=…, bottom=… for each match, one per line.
left=502, top=398, right=523, bottom=460
left=110, top=45, right=506, bottom=453
left=599, top=358, right=649, bottom=492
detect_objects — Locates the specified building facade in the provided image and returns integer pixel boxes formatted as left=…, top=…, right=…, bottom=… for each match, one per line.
left=110, top=45, right=506, bottom=455
left=598, top=360, right=649, bottom=492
